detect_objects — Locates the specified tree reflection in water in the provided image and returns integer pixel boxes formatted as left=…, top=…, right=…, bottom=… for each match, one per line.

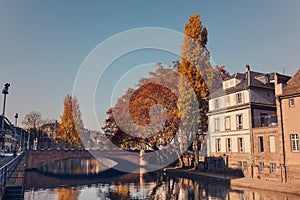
left=25, top=158, right=300, bottom=200
left=55, top=187, right=80, bottom=200
left=92, top=173, right=230, bottom=199
left=38, top=157, right=117, bottom=176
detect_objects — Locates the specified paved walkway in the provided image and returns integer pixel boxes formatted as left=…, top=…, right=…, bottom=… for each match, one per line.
left=165, top=168, right=238, bottom=180
left=165, top=168, right=300, bottom=195
left=231, top=177, right=300, bottom=195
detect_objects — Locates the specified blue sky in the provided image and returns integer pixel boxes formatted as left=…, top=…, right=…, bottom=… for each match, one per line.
left=0, top=1, right=299, bottom=130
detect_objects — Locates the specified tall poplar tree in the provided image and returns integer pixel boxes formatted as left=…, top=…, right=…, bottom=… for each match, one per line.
left=176, top=14, right=211, bottom=168
left=58, top=95, right=84, bottom=149
left=72, top=96, right=85, bottom=145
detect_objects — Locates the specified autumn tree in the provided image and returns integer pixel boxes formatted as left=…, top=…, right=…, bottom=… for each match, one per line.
left=176, top=14, right=229, bottom=168
left=102, top=14, right=230, bottom=167
left=103, top=67, right=181, bottom=151
left=58, top=95, right=84, bottom=149
left=72, top=96, right=85, bottom=145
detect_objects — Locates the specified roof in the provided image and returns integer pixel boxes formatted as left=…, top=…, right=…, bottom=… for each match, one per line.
left=209, top=68, right=291, bottom=99
left=224, top=72, right=245, bottom=81
left=209, top=71, right=271, bottom=99
left=282, top=68, right=300, bottom=96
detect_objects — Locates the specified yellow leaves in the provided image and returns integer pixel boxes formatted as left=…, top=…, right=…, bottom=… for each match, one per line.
left=58, top=95, right=84, bottom=149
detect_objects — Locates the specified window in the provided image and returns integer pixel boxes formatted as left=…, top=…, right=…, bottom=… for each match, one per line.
left=237, top=114, right=243, bottom=130
left=289, top=99, right=295, bottom=107
left=258, top=162, right=264, bottom=173
left=214, top=99, right=219, bottom=109
left=259, top=136, right=264, bottom=152
left=226, top=138, right=231, bottom=152
left=236, top=93, right=243, bottom=104
left=238, top=161, right=242, bottom=169
left=291, top=134, right=299, bottom=152
left=225, top=116, right=231, bottom=130
left=260, top=113, right=268, bottom=127
left=225, top=82, right=228, bottom=88
left=243, top=161, right=248, bottom=171
left=240, top=193, right=249, bottom=200
left=216, top=138, right=221, bottom=152
left=270, top=162, right=276, bottom=173
left=269, top=136, right=275, bottom=153
left=225, top=95, right=230, bottom=107
left=238, top=137, right=244, bottom=152
left=237, top=161, right=248, bottom=171
left=214, top=118, right=220, bottom=132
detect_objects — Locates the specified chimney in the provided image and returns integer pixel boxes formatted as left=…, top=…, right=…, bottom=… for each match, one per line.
left=274, top=73, right=283, bottom=95
left=265, top=74, right=270, bottom=85
left=245, top=64, right=250, bottom=72
left=246, top=65, right=251, bottom=86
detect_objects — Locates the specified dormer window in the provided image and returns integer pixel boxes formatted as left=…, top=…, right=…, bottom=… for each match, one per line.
left=214, top=99, right=219, bottom=109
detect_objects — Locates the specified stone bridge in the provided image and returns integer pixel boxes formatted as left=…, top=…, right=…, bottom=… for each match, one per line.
left=25, top=150, right=146, bottom=171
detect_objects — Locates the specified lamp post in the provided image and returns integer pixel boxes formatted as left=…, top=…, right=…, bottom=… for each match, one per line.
left=1, top=83, right=10, bottom=150
left=15, top=113, right=19, bottom=150
left=27, top=129, right=30, bottom=150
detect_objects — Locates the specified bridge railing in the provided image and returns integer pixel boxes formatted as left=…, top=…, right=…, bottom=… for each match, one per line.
left=0, top=152, right=25, bottom=192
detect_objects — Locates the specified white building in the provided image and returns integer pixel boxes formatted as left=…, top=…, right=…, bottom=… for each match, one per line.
left=207, top=65, right=290, bottom=177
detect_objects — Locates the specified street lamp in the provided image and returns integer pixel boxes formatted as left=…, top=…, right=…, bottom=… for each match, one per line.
left=1, top=83, right=10, bottom=150
left=15, top=113, right=19, bottom=149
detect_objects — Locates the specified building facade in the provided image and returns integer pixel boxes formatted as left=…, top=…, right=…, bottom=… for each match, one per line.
left=276, top=68, right=300, bottom=183
left=0, top=115, right=19, bottom=151
left=207, top=65, right=290, bottom=178
left=252, top=126, right=283, bottom=181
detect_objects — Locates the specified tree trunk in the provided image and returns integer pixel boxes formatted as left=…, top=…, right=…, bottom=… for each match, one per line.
left=173, top=136, right=184, bottom=168
left=193, top=136, right=199, bottom=169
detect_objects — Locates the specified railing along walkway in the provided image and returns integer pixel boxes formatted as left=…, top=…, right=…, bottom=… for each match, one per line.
left=0, top=152, right=25, bottom=192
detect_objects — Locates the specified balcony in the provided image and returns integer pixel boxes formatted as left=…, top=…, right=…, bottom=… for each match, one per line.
left=252, top=115, right=278, bottom=128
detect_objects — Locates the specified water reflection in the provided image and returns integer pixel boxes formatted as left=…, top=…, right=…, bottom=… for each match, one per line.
left=24, top=173, right=300, bottom=200
left=25, top=158, right=300, bottom=200
left=38, top=157, right=117, bottom=175
left=55, top=187, right=79, bottom=200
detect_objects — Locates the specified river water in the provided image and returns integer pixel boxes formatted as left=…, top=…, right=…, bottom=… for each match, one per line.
left=23, top=158, right=300, bottom=200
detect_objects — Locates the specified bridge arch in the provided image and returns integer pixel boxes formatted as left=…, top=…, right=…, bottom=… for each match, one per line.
left=25, top=150, right=144, bottom=170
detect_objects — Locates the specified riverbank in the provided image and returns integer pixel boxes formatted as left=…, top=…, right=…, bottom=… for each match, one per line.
left=230, top=177, right=300, bottom=196
left=165, top=168, right=300, bottom=196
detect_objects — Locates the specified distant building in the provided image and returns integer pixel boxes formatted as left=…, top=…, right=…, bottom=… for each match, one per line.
left=84, top=129, right=110, bottom=150
left=83, top=129, right=91, bottom=149
left=276, top=68, right=300, bottom=183
left=41, top=121, right=59, bottom=139
left=207, top=65, right=290, bottom=178
left=0, top=115, right=18, bottom=151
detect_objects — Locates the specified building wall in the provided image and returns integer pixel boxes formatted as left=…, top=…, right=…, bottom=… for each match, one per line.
left=209, top=90, right=250, bottom=111
left=250, top=88, right=275, bottom=105
left=208, top=92, right=252, bottom=177
left=281, top=95, right=300, bottom=183
left=209, top=109, right=250, bottom=133
left=252, top=126, right=283, bottom=181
